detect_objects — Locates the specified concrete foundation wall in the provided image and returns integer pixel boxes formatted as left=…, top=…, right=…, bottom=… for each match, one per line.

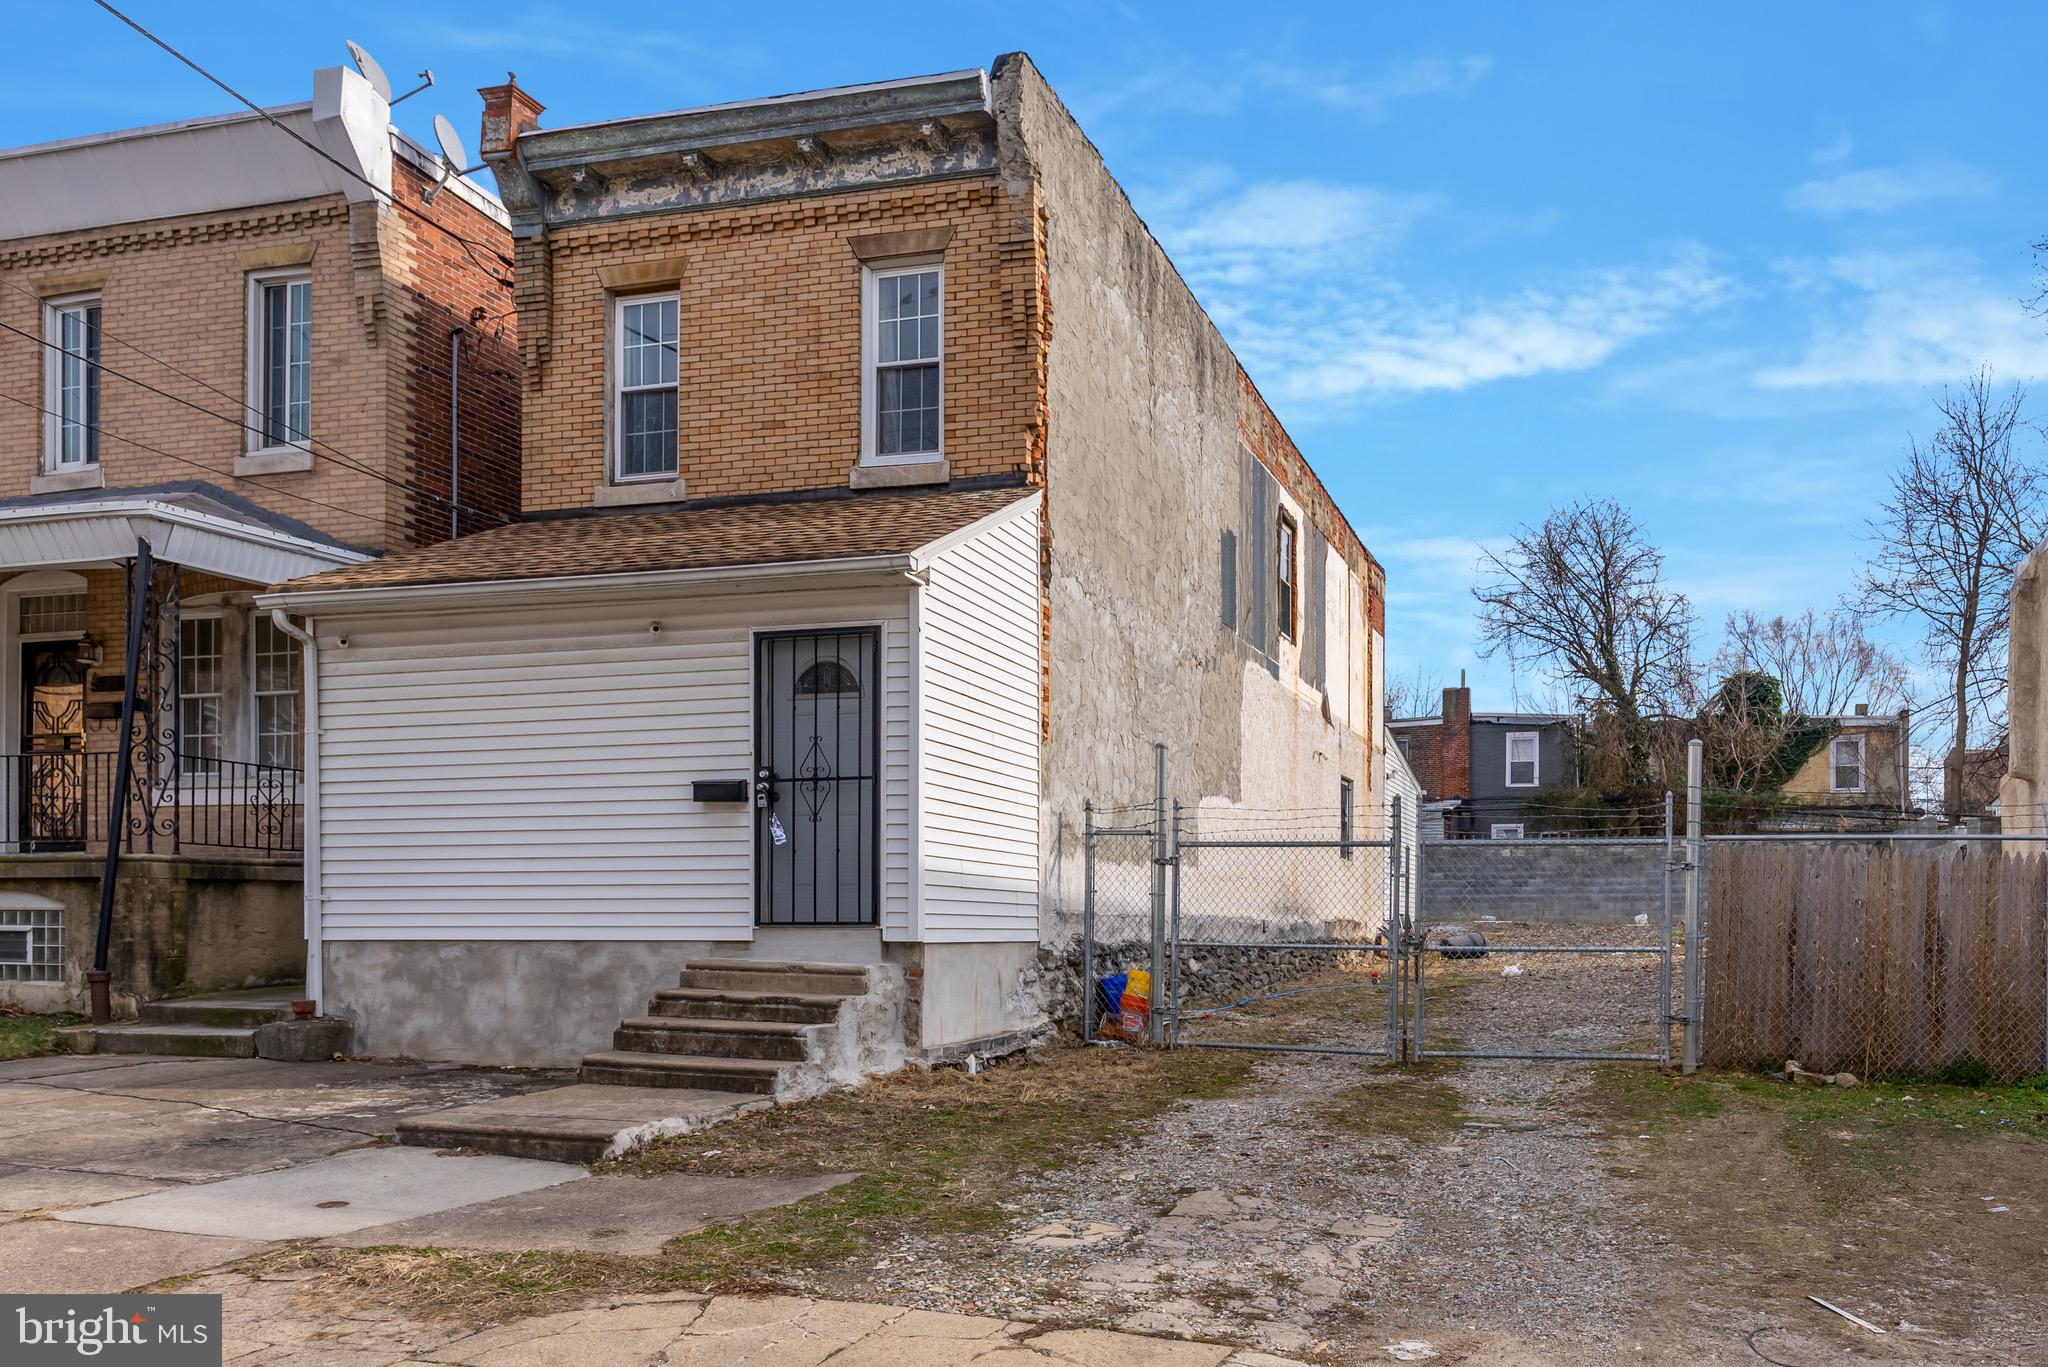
left=1418, top=841, right=1668, bottom=925
left=0, top=855, right=302, bottom=1014
left=324, top=936, right=1050, bottom=1068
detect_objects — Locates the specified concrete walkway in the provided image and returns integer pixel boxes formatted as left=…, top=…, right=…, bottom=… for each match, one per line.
left=192, top=1274, right=1306, bottom=1367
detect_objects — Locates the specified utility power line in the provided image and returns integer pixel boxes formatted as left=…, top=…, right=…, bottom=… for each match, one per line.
left=87, top=0, right=515, bottom=290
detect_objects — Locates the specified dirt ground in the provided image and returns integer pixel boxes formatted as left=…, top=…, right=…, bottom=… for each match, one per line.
left=263, top=937, right=2047, bottom=1366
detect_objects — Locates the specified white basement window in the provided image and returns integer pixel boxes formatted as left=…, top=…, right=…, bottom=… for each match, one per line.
left=247, top=270, right=312, bottom=450
left=862, top=262, right=943, bottom=463
left=1491, top=822, right=1526, bottom=840
left=43, top=294, right=101, bottom=469
left=613, top=293, right=680, bottom=481
left=1831, top=735, right=1865, bottom=793
left=1505, top=731, right=1539, bottom=787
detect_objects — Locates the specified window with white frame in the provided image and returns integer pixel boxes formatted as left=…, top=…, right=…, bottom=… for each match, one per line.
left=1491, top=822, right=1526, bottom=840
left=179, top=615, right=226, bottom=770
left=1830, top=734, right=1865, bottom=792
left=0, top=902, right=62, bottom=982
left=1505, top=731, right=1539, bottom=787
left=247, top=271, right=312, bottom=450
left=43, top=295, right=101, bottom=469
left=253, top=615, right=302, bottom=768
left=862, top=262, right=943, bottom=462
left=613, top=293, right=679, bottom=481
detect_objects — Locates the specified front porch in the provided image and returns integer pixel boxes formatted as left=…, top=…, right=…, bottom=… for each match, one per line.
left=0, top=483, right=369, bottom=1012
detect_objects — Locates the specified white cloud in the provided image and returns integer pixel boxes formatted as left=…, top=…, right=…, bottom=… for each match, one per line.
left=1754, top=251, right=2048, bottom=389
left=1786, top=160, right=1994, bottom=216
left=1239, top=251, right=1733, bottom=402
left=1159, top=179, right=1432, bottom=286
left=1070, top=52, right=1492, bottom=126
left=1254, top=55, right=1494, bottom=121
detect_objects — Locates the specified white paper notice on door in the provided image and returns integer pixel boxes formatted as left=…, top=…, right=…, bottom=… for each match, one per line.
left=769, top=813, right=788, bottom=846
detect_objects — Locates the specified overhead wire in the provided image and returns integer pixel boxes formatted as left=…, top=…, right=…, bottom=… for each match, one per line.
left=0, top=389, right=381, bottom=530
left=0, top=309, right=512, bottom=529
left=87, top=0, right=515, bottom=291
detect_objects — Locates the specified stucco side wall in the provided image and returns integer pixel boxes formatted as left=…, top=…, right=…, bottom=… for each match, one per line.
left=2004, top=545, right=2048, bottom=823
left=996, top=57, right=1384, bottom=945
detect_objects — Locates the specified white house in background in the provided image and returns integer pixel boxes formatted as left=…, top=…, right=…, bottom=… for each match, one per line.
left=259, top=56, right=1386, bottom=1074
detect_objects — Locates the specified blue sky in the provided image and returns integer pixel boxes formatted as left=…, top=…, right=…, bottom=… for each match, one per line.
left=11, top=3, right=2048, bottom=713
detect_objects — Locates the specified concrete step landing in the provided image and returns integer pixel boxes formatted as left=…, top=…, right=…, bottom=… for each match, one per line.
left=396, top=1083, right=756, bottom=1165
left=63, top=986, right=303, bottom=1058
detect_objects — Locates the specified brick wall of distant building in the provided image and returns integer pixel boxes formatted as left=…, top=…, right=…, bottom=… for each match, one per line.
left=517, top=176, right=1040, bottom=512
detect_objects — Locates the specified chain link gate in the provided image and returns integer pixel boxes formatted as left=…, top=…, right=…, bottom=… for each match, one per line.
left=1406, top=798, right=1680, bottom=1064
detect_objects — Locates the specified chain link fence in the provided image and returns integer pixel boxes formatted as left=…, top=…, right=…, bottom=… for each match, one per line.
left=1700, top=835, right=2048, bottom=1082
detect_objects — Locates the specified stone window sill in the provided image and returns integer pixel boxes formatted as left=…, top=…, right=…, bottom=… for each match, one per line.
left=593, top=477, right=688, bottom=508
left=30, top=466, right=106, bottom=495
left=849, top=458, right=950, bottom=491
left=236, top=446, right=315, bottom=477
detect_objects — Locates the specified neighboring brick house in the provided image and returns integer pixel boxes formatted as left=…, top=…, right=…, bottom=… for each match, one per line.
left=0, top=65, right=519, bottom=1014
left=262, top=56, right=1387, bottom=1073
left=1389, top=684, right=1578, bottom=839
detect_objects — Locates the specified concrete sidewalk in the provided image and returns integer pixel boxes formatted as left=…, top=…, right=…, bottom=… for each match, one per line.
left=192, top=1274, right=1306, bottom=1367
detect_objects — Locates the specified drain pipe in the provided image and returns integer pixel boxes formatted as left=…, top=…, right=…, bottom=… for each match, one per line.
left=448, top=327, right=463, bottom=541
left=270, top=608, right=323, bottom=1012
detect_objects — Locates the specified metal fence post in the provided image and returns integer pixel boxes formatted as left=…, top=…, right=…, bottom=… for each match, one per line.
left=1659, top=790, right=1675, bottom=1066
left=1388, top=794, right=1404, bottom=1059
left=1683, top=739, right=1704, bottom=1073
left=1081, top=800, right=1096, bottom=1042
left=1169, top=800, right=1184, bottom=1048
left=1150, top=741, right=1169, bottom=1047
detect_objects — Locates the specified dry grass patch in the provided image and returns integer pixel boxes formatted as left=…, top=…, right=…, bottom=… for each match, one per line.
left=1318, top=1061, right=1469, bottom=1143
left=244, top=1039, right=1257, bottom=1324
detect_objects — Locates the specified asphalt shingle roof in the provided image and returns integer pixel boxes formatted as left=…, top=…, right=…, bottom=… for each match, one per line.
left=276, top=483, right=1036, bottom=594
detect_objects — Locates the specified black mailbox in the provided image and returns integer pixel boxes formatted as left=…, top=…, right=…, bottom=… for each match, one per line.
left=691, top=779, right=750, bottom=804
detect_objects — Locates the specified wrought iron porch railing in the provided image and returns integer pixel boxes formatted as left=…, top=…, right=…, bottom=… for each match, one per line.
left=1, top=750, right=303, bottom=857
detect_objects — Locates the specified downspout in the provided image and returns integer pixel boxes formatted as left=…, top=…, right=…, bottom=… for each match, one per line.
left=448, top=328, right=463, bottom=542
left=270, top=608, right=323, bottom=1011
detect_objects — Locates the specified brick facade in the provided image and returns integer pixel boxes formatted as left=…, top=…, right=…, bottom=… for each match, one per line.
left=517, top=177, right=1041, bottom=511
left=0, top=165, right=520, bottom=555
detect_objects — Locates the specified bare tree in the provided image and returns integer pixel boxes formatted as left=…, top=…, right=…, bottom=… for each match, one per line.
left=1715, top=609, right=1914, bottom=718
left=1853, top=369, right=2046, bottom=813
left=1472, top=499, right=1694, bottom=783
left=1384, top=666, right=1448, bottom=720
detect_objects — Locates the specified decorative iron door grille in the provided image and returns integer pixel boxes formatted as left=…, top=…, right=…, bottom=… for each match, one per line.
left=19, top=641, right=85, bottom=851
left=754, top=629, right=881, bottom=927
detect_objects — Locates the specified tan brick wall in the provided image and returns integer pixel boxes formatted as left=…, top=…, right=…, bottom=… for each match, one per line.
left=521, top=176, right=1040, bottom=511
left=0, top=177, right=519, bottom=557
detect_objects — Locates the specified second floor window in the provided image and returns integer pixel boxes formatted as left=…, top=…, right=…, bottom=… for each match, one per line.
left=1831, top=735, right=1865, bottom=792
left=43, top=296, right=100, bottom=469
left=865, top=263, right=942, bottom=461
left=614, top=294, right=679, bottom=481
left=1276, top=511, right=1298, bottom=642
left=248, top=271, right=311, bottom=450
left=1506, top=731, right=1539, bottom=787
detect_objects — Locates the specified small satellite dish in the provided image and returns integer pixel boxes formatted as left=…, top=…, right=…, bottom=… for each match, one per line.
left=424, top=113, right=485, bottom=204
left=345, top=39, right=392, bottom=103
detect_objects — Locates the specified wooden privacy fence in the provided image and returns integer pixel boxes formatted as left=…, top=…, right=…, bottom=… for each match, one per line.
left=1703, top=839, right=2048, bottom=1081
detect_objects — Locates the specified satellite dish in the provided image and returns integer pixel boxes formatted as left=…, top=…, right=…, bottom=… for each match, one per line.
left=424, top=113, right=484, bottom=204
left=345, top=40, right=392, bottom=102
left=433, top=115, right=470, bottom=177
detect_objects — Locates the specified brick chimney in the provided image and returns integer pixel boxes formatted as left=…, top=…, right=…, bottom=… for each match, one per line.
left=1440, top=683, right=1472, bottom=799
left=478, top=73, right=544, bottom=160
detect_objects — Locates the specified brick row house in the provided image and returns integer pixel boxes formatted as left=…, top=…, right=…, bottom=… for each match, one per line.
left=261, top=55, right=1386, bottom=1074
left=0, top=65, right=518, bottom=1014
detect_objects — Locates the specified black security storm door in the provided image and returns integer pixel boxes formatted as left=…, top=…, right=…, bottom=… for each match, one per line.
left=754, top=629, right=880, bottom=926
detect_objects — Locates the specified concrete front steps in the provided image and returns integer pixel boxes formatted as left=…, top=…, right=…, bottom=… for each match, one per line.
left=395, top=961, right=905, bottom=1163
left=61, top=987, right=302, bottom=1058
left=578, top=960, right=882, bottom=1094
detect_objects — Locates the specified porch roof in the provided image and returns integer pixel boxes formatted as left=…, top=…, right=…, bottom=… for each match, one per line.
left=266, top=482, right=1038, bottom=603
left=0, top=482, right=371, bottom=584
